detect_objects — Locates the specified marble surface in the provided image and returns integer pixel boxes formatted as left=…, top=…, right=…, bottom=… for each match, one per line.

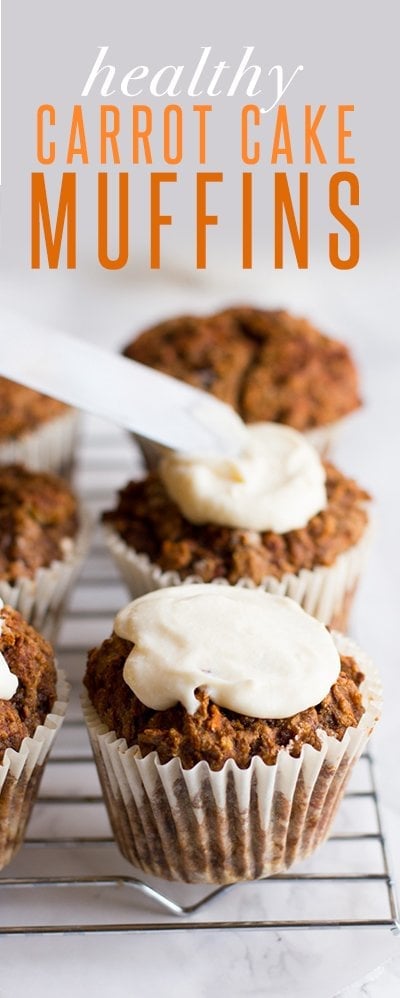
left=0, top=255, right=399, bottom=996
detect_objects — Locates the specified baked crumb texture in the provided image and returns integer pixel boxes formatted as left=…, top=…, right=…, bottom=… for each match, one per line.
left=0, top=377, right=70, bottom=442
left=85, top=631, right=364, bottom=771
left=123, top=307, right=361, bottom=430
left=0, top=464, right=79, bottom=583
left=0, top=605, right=57, bottom=762
left=102, top=463, right=369, bottom=585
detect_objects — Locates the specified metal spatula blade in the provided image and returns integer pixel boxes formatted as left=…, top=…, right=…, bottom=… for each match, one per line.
left=0, top=309, right=245, bottom=457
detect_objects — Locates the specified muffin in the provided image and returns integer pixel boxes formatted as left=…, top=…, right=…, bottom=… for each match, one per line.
left=0, top=377, right=79, bottom=476
left=0, top=602, right=68, bottom=870
left=0, top=464, right=91, bottom=637
left=103, top=423, right=370, bottom=631
left=82, top=586, right=381, bottom=884
left=123, top=307, right=361, bottom=459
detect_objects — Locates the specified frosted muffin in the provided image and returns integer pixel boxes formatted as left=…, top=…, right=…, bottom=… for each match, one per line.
left=123, top=307, right=361, bottom=457
left=103, top=423, right=370, bottom=630
left=0, top=464, right=91, bottom=637
left=0, top=602, right=68, bottom=870
left=0, top=377, right=79, bottom=476
left=83, top=586, right=381, bottom=884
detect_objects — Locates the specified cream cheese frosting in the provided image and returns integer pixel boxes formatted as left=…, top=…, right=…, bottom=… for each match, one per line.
left=159, top=422, right=327, bottom=533
left=0, top=603, right=18, bottom=700
left=116, top=585, right=341, bottom=719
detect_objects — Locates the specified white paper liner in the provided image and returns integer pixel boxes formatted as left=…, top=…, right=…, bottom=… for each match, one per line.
left=0, top=505, right=92, bottom=640
left=0, top=409, right=80, bottom=475
left=0, top=669, right=69, bottom=869
left=104, top=522, right=371, bottom=630
left=82, top=634, right=381, bottom=885
left=304, top=417, right=349, bottom=458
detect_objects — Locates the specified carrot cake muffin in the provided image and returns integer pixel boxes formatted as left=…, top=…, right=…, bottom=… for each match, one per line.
left=0, top=605, right=57, bottom=755
left=0, top=377, right=79, bottom=475
left=0, top=464, right=90, bottom=634
left=83, top=586, right=381, bottom=883
left=123, top=306, right=361, bottom=454
left=103, top=423, right=370, bottom=630
left=0, top=603, right=68, bottom=869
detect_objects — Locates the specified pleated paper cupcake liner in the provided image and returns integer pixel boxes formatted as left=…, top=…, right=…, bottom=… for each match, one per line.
left=0, top=670, right=69, bottom=871
left=0, top=505, right=92, bottom=640
left=0, top=409, right=80, bottom=477
left=103, top=523, right=371, bottom=631
left=304, top=417, right=352, bottom=458
left=82, top=634, right=381, bottom=885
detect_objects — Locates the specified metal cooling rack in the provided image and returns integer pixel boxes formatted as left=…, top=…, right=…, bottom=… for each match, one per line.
left=0, top=418, right=399, bottom=936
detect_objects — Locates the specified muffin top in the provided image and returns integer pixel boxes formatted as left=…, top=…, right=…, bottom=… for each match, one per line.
left=103, top=460, right=369, bottom=585
left=0, top=377, right=70, bottom=442
left=160, top=423, right=327, bottom=533
left=123, top=306, right=361, bottom=430
left=0, top=464, right=79, bottom=583
left=84, top=587, right=365, bottom=771
left=0, top=603, right=57, bottom=762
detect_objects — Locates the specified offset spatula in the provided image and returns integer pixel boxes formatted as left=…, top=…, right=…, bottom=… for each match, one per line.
left=0, top=309, right=245, bottom=457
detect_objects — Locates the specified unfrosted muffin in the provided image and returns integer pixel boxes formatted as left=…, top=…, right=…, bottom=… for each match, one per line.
left=0, top=377, right=79, bottom=475
left=123, top=307, right=361, bottom=456
left=0, top=603, right=68, bottom=869
left=82, top=586, right=381, bottom=884
left=102, top=423, right=370, bottom=631
left=0, top=464, right=91, bottom=636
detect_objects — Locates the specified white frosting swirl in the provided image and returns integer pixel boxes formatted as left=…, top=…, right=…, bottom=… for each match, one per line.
left=116, top=585, right=340, bottom=719
left=159, top=422, right=326, bottom=533
left=0, top=604, right=18, bottom=701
